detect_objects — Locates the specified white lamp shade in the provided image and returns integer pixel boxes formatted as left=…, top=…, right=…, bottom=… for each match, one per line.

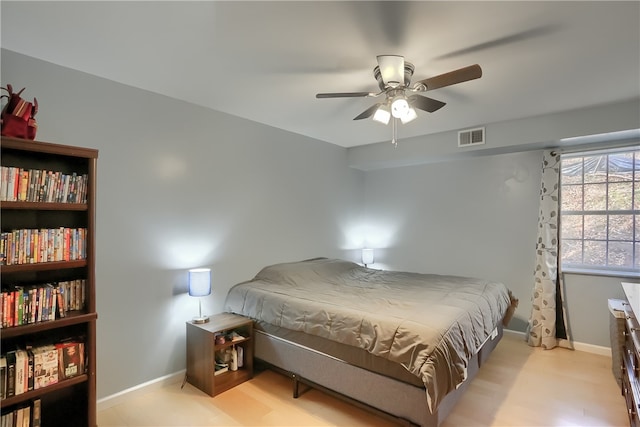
left=391, top=96, right=409, bottom=118
left=373, top=106, right=391, bottom=125
left=400, top=107, right=417, bottom=124
left=188, top=268, right=211, bottom=297
left=362, top=248, right=374, bottom=265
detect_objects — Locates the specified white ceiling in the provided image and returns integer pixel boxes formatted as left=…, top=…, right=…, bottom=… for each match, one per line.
left=1, top=1, right=639, bottom=148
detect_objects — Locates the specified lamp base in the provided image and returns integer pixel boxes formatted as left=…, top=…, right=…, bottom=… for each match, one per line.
left=192, top=315, right=210, bottom=324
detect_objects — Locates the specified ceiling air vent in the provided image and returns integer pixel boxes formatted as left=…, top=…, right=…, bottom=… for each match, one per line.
left=458, top=127, right=485, bottom=147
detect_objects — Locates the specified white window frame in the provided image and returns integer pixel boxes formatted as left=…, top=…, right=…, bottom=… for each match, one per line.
left=560, top=146, right=640, bottom=275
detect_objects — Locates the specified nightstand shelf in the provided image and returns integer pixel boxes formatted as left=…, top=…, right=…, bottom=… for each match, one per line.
left=185, top=313, right=253, bottom=397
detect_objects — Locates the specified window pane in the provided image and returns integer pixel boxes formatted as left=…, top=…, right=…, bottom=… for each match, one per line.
left=562, top=239, right=583, bottom=264
left=609, top=214, right=634, bottom=241
left=561, top=184, right=583, bottom=211
left=636, top=242, right=640, bottom=269
left=584, top=215, right=606, bottom=239
left=584, top=155, right=607, bottom=183
left=561, top=157, right=583, bottom=185
left=609, top=182, right=633, bottom=210
left=561, top=214, right=582, bottom=239
left=583, top=240, right=606, bottom=265
left=609, top=152, right=634, bottom=182
left=584, top=183, right=606, bottom=210
left=608, top=241, right=633, bottom=267
left=635, top=182, right=640, bottom=210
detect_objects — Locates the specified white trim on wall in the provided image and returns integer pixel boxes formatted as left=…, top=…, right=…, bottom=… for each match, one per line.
left=504, top=329, right=611, bottom=357
left=96, top=370, right=185, bottom=412
left=96, top=331, right=613, bottom=413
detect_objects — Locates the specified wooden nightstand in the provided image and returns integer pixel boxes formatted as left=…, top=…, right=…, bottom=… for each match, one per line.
left=185, top=313, right=254, bottom=396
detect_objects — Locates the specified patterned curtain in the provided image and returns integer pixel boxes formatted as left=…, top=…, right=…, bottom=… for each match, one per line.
left=527, top=151, right=573, bottom=349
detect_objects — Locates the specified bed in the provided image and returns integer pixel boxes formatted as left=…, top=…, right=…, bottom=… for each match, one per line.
left=224, top=258, right=517, bottom=426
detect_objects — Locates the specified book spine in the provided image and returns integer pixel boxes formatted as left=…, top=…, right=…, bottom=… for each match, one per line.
left=26, top=348, right=34, bottom=392
left=6, top=350, right=16, bottom=398
left=0, top=355, right=6, bottom=399
left=0, top=166, right=7, bottom=201
left=18, top=169, right=28, bottom=202
left=32, top=398, right=41, bottom=427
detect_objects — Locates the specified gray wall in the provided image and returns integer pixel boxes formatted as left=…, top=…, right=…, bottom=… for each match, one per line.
left=2, top=50, right=364, bottom=398
left=362, top=151, right=542, bottom=334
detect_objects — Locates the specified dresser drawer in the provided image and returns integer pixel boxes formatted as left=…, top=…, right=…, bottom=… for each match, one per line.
left=624, top=303, right=640, bottom=426
left=622, top=354, right=640, bottom=427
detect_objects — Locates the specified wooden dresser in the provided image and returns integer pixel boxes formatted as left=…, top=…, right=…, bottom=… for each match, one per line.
left=622, top=282, right=640, bottom=426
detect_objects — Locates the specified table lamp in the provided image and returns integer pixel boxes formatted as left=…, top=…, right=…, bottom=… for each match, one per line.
left=362, top=248, right=374, bottom=268
left=189, top=268, right=211, bottom=324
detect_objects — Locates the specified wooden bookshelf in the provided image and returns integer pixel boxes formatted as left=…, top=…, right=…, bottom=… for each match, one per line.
left=1, top=136, right=98, bottom=427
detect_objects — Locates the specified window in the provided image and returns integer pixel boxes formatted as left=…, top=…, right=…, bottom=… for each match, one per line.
left=560, top=146, right=640, bottom=272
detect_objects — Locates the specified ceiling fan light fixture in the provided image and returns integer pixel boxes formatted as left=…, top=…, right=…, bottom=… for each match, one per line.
left=391, top=96, right=409, bottom=119
left=400, top=107, right=417, bottom=124
left=372, top=105, right=391, bottom=125
left=377, top=55, right=405, bottom=88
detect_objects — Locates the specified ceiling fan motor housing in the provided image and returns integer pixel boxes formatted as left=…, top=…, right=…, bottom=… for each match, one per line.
left=374, top=62, right=415, bottom=91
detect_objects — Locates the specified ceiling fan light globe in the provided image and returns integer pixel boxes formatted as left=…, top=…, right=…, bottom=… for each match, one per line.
left=400, top=107, right=418, bottom=124
left=372, top=106, right=391, bottom=125
left=391, top=97, right=409, bottom=118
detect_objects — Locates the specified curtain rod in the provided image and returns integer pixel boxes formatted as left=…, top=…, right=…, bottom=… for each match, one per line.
left=551, top=139, right=639, bottom=156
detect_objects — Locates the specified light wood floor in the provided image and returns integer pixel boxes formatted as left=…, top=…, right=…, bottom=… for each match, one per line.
left=97, top=333, right=628, bottom=426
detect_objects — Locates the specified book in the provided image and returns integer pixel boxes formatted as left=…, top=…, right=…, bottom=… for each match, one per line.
left=32, top=345, right=58, bottom=389
left=6, top=350, right=16, bottom=397
left=31, top=398, right=41, bottom=427
left=16, top=405, right=29, bottom=427
left=26, top=347, right=34, bottom=391
left=56, top=341, right=84, bottom=380
left=18, top=169, right=28, bottom=202
left=15, top=406, right=22, bottom=427
left=0, top=355, right=6, bottom=399
left=214, top=363, right=228, bottom=376
left=14, top=349, right=27, bottom=395
left=57, top=286, right=66, bottom=318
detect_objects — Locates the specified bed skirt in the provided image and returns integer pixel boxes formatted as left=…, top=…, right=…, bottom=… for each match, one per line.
left=254, top=325, right=503, bottom=427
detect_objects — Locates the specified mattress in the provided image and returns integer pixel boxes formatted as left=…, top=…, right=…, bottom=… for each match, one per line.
left=225, top=258, right=512, bottom=411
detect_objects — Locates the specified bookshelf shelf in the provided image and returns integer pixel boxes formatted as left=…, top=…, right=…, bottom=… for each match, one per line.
left=0, top=374, right=88, bottom=408
left=1, top=259, right=87, bottom=273
left=0, top=201, right=88, bottom=211
left=0, top=312, right=98, bottom=339
left=1, top=137, right=98, bottom=427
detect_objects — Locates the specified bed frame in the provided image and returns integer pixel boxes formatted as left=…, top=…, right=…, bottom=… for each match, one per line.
left=254, top=325, right=504, bottom=427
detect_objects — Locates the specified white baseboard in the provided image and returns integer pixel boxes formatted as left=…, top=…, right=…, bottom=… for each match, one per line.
left=96, top=369, right=185, bottom=412
left=97, top=330, right=613, bottom=412
left=503, top=328, right=612, bottom=357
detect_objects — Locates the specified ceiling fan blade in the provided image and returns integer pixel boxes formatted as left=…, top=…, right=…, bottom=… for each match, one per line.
left=376, top=55, right=405, bottom=87
left=416, top=64, right=482, bottom=91
left=353, top=103, right=382, bottom=120
left=408, top=95, right=446, bottom=113
left=316, top=92, right=373, bottom=99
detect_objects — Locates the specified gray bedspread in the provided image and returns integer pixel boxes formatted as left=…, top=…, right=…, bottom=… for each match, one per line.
left=224, top=258, right=512, bottom=412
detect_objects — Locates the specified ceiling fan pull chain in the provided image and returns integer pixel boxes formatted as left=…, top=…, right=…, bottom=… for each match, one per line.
left=391, top=118, right=398, bottom=148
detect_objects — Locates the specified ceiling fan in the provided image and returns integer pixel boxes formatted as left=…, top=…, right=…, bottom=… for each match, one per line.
left=316, top=55, right=482, bottom=145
